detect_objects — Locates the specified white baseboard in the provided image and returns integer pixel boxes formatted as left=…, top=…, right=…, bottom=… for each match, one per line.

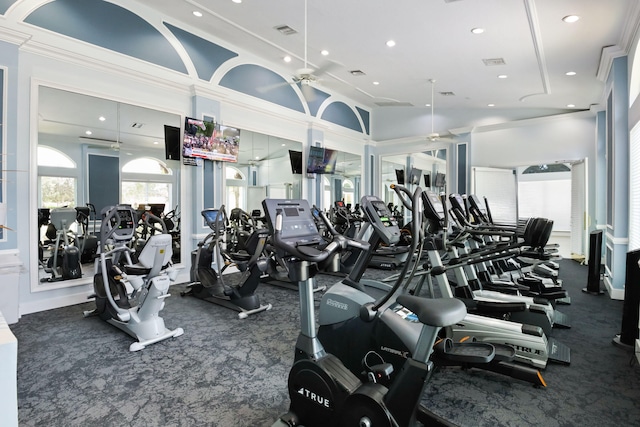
left=20, top=291, right=94, bottom=316
left=604, top=278, right=625, bottom=300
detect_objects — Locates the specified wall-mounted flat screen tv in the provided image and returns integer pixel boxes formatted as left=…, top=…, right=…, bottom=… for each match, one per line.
left=395, top=169, right=405, bottom=185
left=163, top=125, right=181, bottom=161
left=434, top=172, right=446, bottom=187
left=306, top=146, right=338, bottom=174
left=183, top=117, right=240, bottom=162
left=423, top=173, right=431, bottom=188
left=409, top=168, right=422, bottom=185
left=289, top=150, right=303, bottom=174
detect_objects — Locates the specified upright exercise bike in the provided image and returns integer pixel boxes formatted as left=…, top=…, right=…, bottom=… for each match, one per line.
left=84, top=204, right=184, bottom=351
left=263, top=197, right=468, bottom=427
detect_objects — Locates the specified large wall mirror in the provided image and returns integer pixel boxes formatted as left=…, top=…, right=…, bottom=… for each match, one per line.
left=36, top=86, right=181, bottom=288
left=381, top=150, right=447, bottom=209
left=322, top=151, right=362, bottom=209
left=230, top=131, right=303, bottom=214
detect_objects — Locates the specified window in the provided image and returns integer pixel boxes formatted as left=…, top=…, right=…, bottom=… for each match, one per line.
left=342, top=179, right=354, bottom=206
left=323, top=176, right=331, bottom=209
left=225, top=165, right=246, bottom=211
left=121, top=157, right=173, bottom=213
left=39, top=176, right=76, bottom=208
left=37, top=146, right=77, bottom=208
left=37, top=146, right=76, bottom=168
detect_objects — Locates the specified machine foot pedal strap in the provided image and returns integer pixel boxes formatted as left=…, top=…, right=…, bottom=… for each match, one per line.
left=555, top=295, right=571, bottom=305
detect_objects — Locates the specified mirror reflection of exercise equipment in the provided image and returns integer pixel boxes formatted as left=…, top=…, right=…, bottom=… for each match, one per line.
left=40, top=207, right=82, bottom=282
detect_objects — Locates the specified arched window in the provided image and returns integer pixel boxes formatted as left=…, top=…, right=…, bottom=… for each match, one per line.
left=122, top=157, right=172, bottom=175
left=37, top=146, right=77, bottom=208
left=342, top=179, right=355, bottom=206
left=121, top=157, right=173, bottom=213
left=37, top=146, right=76, bottom=168
left=225, top=165, right=246, bottom=211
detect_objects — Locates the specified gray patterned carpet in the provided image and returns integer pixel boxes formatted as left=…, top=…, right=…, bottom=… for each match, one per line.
left=11, top=259, right=640, bottom=426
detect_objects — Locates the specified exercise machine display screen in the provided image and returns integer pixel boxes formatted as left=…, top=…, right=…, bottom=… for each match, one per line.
left=422, top=190, right=445, bottom=221
left=262, top=199, right=323, bottom=246
left=370, top=200, right=394, bottom=227
left=202, top=209, right=219, bottom=224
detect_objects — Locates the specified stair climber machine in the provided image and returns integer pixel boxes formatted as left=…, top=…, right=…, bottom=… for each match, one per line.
left=415, top=190, right=570, bottom=368
left=83, top=204, right=184, bottom=351
left=41, top=206, right=82, bottom=282
left=317, top=186, right=547, bottom=387
left=181, top=207, right=272, bottom=319
left=263, top=197, right=470, bottom=427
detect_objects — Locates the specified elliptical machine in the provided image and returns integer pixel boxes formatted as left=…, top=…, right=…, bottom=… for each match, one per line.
left=83, top=204, right=184, bottom=351
left=41, top=207, right=82, bottom=282
left=263, top=197, right=468, bottom=427
left=182, top=207, right=272, bottom=319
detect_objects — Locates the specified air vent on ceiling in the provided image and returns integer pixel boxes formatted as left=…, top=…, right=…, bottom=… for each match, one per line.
left=482, top=57, right=506, bottom=66
left=439, top=91, right=455, bottom=96
left=274, top=25, right=297, bottom=35
left=131, top=122, right=144, bottom=129
left=374, top=101, right=414, bottom=107
left=349, top=70, right=366, bottom=76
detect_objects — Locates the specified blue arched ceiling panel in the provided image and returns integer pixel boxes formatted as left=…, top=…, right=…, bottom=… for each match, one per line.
left=219, top=64, right=305, bottom=113
left=24, top=0, right=187, bottom=73
left=355, top=106, right=370, bottom=135
left=164, top=22, right=238, bottom=81
left=0, top=0, right=16, bottom=14
left=305, top=86, right=330, bottom=116
left=321, top=101, right=363, bottom=133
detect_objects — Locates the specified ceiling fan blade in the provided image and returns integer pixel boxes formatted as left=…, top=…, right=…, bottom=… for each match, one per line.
left=300, top=82, right=316, bottom=102
left=256, top=80, right=293, bottom=94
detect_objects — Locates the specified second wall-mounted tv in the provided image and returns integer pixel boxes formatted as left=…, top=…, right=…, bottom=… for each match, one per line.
left=289, top=150, right=303, bottom=174
left=434, top=172, right=446, bottom=187
left=307, top=146, right=338, bottom=174
left=409, top=168, right=422, bottom=185
left=183, top=117, right=240, bottom=163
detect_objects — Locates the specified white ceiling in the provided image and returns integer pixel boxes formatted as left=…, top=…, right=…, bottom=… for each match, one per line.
left=136, top=0, right=638, bottom=131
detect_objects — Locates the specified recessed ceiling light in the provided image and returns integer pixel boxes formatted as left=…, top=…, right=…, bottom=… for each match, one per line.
left=373, top=81, right=380, bottom=85
left=281, top=143, right=286, bottom=147
left=98, top=116, right=106, bottom=121
left=321, top=50, right=329, bottom=56
left=487, top=103, right=495, bottom=107
left=567, top=104, right=576, bottom=108
left=192, top=11, right=203, bottom=17
left=255, top=156, right=260, bottom=160
left=153, top=141, right=159, bottom=145
left=471, top=28, right=485, bottom=34
left=232, top=0, right=242, bottom=4
left=425, top=103, right=431, bottom=107
left=386, top=40, right=396, bottom=47
left=497, top=74, right=508, bottom=79
left=566, top=71, right=577, bottom=76
left=562, top=15, right=580, bottom=23
left=85, top=130, right=92, bottom=135
left=284, top=56, right=292, bottom=63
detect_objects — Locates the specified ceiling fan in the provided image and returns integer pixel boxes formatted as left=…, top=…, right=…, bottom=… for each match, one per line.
left=260, top=0, right=335, bottom=102
left=426, top=79, right=455, bottom=142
